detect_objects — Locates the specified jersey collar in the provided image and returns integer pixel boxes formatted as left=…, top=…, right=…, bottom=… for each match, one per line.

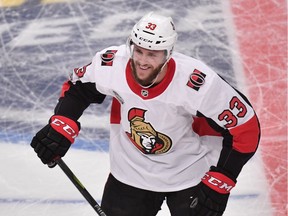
left=126, top=58, right=176, bottom=99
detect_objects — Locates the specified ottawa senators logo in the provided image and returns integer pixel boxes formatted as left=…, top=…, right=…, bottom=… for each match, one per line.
left=101, top=50, right=118, bottom=66
left=126, top=108, right=172, bottom=154
left=186, top=69, right=206, bottom=91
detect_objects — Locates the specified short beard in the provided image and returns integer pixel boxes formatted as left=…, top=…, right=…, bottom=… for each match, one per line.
left=131, top=60, right=164, bottom=87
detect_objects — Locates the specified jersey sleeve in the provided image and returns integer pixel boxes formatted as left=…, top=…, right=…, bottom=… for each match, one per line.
left=55, top=45, right=127, bottom=121
left=53, top=52, right=106, bottom=121
left=54, top=80, right=106, bottom=121
left=197, top=73, right=260, bottom=179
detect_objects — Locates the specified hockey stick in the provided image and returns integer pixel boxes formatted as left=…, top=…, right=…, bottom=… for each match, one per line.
left=48, top=158, right=107, bottom=216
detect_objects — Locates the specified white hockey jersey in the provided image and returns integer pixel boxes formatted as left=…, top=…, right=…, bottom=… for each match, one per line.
left=69, top=44, right=259, bottom=192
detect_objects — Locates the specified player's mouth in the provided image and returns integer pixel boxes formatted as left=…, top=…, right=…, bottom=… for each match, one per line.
left=136, top=64, right=152, bottom=77
left=138, top=64, right=150, bottom=71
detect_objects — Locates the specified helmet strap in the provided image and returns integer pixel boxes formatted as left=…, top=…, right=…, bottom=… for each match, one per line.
left=137, top=58, right=169, bottom=89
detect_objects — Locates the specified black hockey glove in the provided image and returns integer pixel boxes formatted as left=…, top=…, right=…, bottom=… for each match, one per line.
left=31, top=115, right=80, bottom=165
left=189, top=166, right=236, bottom=216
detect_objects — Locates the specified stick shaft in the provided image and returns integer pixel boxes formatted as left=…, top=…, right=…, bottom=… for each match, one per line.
left=53, top=158, right=107, bottom=216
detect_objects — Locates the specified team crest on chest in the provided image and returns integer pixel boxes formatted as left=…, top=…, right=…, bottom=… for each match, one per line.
left=126, top=108, right=172, bottom=154
left=186, top=69, right=206, bottom=91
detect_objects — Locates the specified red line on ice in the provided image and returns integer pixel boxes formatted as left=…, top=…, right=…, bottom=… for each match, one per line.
left=231, top=1, right=287, bottom=215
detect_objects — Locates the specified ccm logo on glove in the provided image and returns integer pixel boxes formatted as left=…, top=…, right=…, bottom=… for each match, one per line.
left=50, top=115, right=79, bottom=143
left=201, top=171, right=235, bottom=194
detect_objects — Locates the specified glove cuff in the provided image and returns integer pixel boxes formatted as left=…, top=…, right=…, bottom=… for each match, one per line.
left=201, top=170, right=236, bottom=194
left=50, top=115, right=80, bottom=143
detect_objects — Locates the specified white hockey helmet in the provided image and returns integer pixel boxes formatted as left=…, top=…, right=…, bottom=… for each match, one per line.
left=129, top=12, right=177, bottom=60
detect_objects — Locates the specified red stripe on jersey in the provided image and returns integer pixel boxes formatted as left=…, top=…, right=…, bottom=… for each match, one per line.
left=110, top=98, right=121, bottom=124
left=192, top=117, right=222, bottom=137
left=229, top=114, right=260, bottom=153
left=126, top=58, right=176, bottom=99
left=60, top=80, right=71, bottom=97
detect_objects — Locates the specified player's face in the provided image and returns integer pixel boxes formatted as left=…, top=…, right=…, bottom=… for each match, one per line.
left=138, top=132, right=156, bottom=151
left=131, top=45, right=166, bottom=86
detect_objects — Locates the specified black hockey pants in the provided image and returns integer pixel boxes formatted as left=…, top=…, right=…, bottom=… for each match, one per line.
left=101, top=173, right=197, bottom=216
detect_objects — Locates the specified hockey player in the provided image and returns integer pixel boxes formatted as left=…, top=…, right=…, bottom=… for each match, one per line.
left=30, top=12, right=261, bottom=216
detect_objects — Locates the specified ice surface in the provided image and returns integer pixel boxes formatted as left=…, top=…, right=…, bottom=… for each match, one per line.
left=0, top=0, right=286, bottom=215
